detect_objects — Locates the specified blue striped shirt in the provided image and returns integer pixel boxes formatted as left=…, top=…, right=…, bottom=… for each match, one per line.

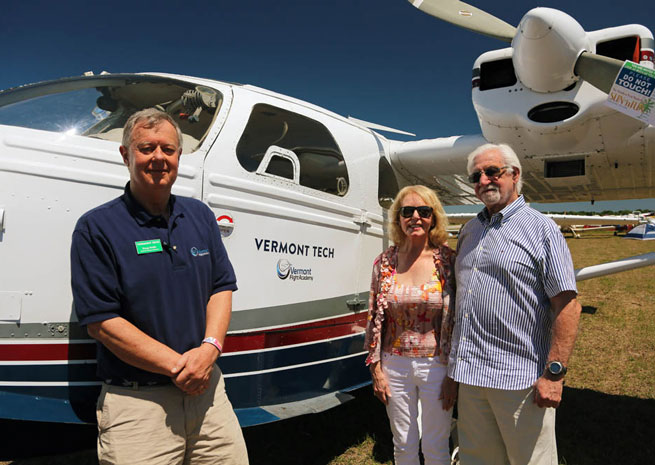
left=448, top=196, right=577, bottom=389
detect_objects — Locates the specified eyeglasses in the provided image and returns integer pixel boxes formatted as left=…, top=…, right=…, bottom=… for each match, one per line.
left=135, top=143, right=179, bottom=156
left=399, top=206, right=433, bottom=218
left=468, top=165, right=509, bottom=184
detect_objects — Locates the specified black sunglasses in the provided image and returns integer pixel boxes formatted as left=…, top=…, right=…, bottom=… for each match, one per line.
left=468, top=165, right=509, bottom=184
left=399, top=206, right=433, bottom=218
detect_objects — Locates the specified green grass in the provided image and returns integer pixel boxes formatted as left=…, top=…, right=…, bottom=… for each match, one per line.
left=2, top=232, right=654, bottom=465
left=553, top=233, right=655, bottom=464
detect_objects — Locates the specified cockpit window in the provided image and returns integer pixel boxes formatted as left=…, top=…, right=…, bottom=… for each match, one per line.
left=236, top=104, right=349, bottom=197
left=0, top=76, right=223, bottom=154
left=0, top=88, right=108, bottom=134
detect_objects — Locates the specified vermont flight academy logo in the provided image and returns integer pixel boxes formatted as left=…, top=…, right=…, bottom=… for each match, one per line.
left=276, top=259, right=292, bottom=279
left=276, top=259, right=313, bottom=281
left=190, top=247, right=209, bottom=257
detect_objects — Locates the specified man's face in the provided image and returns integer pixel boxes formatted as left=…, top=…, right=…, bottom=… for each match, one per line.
left=119, top=120, right=181, bottom=193
left=472, top=149, right=519, bottom=214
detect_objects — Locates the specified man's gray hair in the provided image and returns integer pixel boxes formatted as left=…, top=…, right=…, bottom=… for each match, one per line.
left=467, top=143, right=523, bottom=194
left=122, top=108, right=184, bottom=153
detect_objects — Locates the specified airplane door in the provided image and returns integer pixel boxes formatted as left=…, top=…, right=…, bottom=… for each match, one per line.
left=199, top=92, right=387, bottom=410
left=201, top=96, right=373, bottom=328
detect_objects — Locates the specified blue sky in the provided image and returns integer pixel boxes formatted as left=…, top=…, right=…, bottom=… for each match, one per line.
left=1, top=0, right=654, bottom=212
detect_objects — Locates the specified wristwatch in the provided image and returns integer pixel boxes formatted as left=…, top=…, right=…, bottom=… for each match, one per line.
left=546, top=360, right=567, bottom=378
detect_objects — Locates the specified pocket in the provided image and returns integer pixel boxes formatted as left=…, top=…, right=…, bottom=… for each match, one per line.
left=381, top=353, right=408, bottom=378
left=96, top=384, right=111, bottom=433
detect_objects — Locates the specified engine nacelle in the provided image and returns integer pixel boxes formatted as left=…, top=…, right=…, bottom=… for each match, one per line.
left=512, top=8, right=590, bottom=93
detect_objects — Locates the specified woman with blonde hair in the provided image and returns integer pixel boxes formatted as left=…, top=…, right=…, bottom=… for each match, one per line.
left=364, top=185, right=457, bottom=465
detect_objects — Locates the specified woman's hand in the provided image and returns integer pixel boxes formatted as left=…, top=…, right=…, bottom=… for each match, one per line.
left=370, top=361, right=392, bottom=405
left=439, top=375, right=458, bottom=410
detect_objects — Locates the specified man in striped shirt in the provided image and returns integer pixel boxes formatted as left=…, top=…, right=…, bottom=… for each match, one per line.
left=446, top=143, right=582, bottom=465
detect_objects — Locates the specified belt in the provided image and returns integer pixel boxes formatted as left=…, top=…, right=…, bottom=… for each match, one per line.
left=104, top=378, right=172, bottom=390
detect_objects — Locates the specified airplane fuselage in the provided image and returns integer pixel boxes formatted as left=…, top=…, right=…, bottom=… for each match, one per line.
left=0, top=73, right=392, bottom=425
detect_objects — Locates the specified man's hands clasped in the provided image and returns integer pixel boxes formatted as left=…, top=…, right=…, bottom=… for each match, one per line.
left=171, top=344, right=219, bottom=395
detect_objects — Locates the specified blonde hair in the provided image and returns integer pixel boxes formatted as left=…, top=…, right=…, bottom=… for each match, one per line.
left=388, top=185, right=449, bottom=248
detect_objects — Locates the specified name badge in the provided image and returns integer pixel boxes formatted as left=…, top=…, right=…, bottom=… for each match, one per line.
left=135, top=239, right=163, bottom=254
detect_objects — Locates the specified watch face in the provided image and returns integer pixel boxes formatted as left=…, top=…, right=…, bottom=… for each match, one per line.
left=548, top=361, right=563, bottom=375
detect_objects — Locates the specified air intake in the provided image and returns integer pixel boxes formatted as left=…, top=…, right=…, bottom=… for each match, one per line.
left=528, top=102, right=579, bottom=123
left=544, top=159, right=585, bottom=178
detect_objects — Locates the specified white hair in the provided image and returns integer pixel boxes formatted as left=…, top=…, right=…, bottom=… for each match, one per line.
left=122, top=108, right=183, bottom=153
left=467, top=143, right=523, bottom=194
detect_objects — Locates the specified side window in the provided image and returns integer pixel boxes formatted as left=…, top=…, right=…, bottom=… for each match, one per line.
left=236, top=104, right=349, bottom=196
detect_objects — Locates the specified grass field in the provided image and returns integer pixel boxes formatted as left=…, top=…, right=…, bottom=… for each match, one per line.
left=1, top=232, right=653, bottom=465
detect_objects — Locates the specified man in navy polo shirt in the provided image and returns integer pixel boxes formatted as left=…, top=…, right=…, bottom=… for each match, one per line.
left=71, top=108, right=248, bottom=464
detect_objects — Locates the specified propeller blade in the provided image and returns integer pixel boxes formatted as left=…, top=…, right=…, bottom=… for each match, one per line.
left=574, top=52, right=624, bottom=94
left=407, top=0, right=516, bottom=42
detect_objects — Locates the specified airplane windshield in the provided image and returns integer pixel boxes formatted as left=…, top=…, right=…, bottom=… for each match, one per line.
left=0, top=76, right=223, bottom=153
left=0, top=88, right=104, bottom=134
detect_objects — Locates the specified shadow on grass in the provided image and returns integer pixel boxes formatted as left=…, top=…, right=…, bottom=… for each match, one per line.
left=0, top=420, right=96, bottom=464
left=3, top=386, right=651, bottom=465
left=581, top=306, right=597, bottom=314
left=557, top=387, right=655, bottom=465
left=0, top=386, right=392, bottom=465
left=244, top=386, right=393, bottom=465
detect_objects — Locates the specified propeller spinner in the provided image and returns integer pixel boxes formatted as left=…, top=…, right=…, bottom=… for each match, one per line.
left=408, top=0, right=625, bottom=93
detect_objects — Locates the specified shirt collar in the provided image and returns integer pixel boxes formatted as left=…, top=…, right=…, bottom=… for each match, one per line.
left=121, top=182, right=180, bottom=226
left=477, top=195, right=526, bottom=224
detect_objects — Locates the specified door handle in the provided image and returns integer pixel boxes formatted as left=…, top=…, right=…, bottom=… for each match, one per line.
left=353, top=211, right=371, bottom=227
left=346, top=296, right=367, bottom=311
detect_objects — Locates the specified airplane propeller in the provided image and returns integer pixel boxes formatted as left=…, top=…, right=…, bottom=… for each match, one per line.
left=408, top=0, right=624, bottom=93
left=407, top=0, right=515, bottom=41
left=574, top=53, right=624, bottom=94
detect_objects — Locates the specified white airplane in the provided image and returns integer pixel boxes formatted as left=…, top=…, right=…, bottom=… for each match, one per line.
left=449, top=211, right=643, bottom=238
left=554, top=211, right=653, bottom=237
left=1, top=1, right=655, bottom=426
left=562, top=224, right=630, bottom=239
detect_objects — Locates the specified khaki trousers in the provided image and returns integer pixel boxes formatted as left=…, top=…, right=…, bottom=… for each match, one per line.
left=457, top=384, right=557, bottom=465
left=96, top=367, right=248, bottom=465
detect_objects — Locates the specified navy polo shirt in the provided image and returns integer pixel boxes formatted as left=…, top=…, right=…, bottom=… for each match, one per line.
left=71, top=183, right=237, bottom=384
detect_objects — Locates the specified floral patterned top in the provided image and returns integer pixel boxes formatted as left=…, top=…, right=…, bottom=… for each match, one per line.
left=364, top=245, right=456, bottom=365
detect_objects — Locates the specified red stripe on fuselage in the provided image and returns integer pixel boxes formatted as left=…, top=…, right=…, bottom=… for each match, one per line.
left=0, top=342, right=96, bottom=361
left=223, top=312, right=368, bottom=353
left=0, top=313, right=368, bottom=361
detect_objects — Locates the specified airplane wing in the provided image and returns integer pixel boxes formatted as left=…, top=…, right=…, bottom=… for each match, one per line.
left=545, top=214, right=642, bottom=226
left=347, top=116, right=416, bottom=137
left=385, top=128, right=655, bottom=213
left=448, top=212, right=643, bottom=226
left=447, top=212, right=477, bottom=224
left=387, top=134, right=487, bottom=205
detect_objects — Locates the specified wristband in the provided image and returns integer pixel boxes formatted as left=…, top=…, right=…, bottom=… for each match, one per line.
left=202, top=337, right=223, bottom=354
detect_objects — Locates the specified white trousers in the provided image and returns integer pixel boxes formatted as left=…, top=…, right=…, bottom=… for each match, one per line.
left=382, top=352, right=453, bottom=465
